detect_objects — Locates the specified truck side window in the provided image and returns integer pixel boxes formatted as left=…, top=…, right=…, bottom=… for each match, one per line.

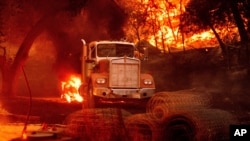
left=91, top=47, right=96, bottom=58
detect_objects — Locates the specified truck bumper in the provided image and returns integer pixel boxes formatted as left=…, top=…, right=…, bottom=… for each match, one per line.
left=93, top=87, right=155, bottom=99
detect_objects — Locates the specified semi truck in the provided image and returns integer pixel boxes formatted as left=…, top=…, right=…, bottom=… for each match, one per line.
left=80, top=39, right=155, bottom=108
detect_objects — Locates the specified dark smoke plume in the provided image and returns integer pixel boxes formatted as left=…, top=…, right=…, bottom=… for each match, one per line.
left=49, top=0, right=127, bottom=79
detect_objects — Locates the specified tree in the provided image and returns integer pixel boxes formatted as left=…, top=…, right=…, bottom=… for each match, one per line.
left=180, top=0, right=227, bottom=53
left=229, top=0, right=250, bottom=65
left=180, top=0, right=249, bottom=67
left=0, top=0, right=127, bottom=97
left=1, top=1, right=54, bottom=96
left=121, top=0, right=189, bottom=53
left=0, top=0, right=88, bottom=97
left=120, top=1, right=148, bottom=43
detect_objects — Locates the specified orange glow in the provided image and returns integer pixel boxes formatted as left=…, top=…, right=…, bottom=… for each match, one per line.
left=61, top=74, right=83, bottom=103
left=22, top=131, right=27, bottom=140
left=128, top=0, right=239, bottom=51
left=145, top=0, right=217, bottom=50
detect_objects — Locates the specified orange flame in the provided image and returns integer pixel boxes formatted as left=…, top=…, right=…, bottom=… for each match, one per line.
left=61, top=74, right=83, bottom=103
left=145, top=0, right=218, bottom=50
left=22, top=131, right=27, bottom=140
left=128, top=0, right=238, bottom=51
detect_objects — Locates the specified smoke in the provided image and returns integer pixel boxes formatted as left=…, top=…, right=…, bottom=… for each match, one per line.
left=2, top=0, right=128, bottom=97
left=81, top=0, right=127, bottom=41
left=45, top=0, right=127, bottom=80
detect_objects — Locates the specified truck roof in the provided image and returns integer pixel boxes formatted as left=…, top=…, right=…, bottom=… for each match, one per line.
left=89, top=40, right=135, bottom=47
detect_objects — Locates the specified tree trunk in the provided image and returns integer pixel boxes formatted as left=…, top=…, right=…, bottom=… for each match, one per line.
left=1, top=15, right=53, bottom=97
left=231, top=1, right=249, bottom=42
left=230, top=0, right=249, bottom=65
left=208, top=22, right=230, bottom=68
left=0, top=0, right=90, bottom=97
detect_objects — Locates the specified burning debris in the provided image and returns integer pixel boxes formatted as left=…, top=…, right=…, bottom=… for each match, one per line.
left=60, top=74, right=83, bottom=103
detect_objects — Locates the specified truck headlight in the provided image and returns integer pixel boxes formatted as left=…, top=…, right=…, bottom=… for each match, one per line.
left=144, top=79, right=153, bottom=85
left=96, top=78, right=106, bottom=84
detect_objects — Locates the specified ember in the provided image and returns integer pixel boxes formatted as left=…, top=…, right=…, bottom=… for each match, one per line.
left=61, top=75, right=83, bottom=103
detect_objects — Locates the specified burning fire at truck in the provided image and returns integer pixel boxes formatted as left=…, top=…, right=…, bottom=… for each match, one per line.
left=60, top=74, right=83, bottom=103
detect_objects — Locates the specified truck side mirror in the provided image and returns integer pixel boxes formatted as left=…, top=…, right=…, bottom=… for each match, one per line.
left=143, top=47, right=148, bottom=61
left=134, top=47, right=149, bottom=61
left=134, top=50, right=140, bottom=59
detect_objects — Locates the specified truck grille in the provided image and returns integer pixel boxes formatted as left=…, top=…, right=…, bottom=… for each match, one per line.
left=109, top=58, right=140, bottom=88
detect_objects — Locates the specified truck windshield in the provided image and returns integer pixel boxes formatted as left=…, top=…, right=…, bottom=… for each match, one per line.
left=97, top=43, right=134, bottom=57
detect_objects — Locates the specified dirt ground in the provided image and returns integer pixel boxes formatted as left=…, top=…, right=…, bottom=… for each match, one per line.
left=1, top=79, right=250, bottom=140
left=0, top=97, right=81, bottom=140
left=1, top=48, right=250, bottom=140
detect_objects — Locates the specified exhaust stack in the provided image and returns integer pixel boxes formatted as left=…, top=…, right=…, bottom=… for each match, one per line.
left=81, top=39, right=87, bottom=85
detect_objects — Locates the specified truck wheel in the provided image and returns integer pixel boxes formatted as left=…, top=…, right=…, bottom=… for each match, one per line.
left=87, top=80, right=96, bottom=108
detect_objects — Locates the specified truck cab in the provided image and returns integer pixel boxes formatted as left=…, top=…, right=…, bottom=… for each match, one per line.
left=81, top=40, right=155, bottom=107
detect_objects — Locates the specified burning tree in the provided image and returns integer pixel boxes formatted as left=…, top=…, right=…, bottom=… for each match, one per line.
left=0, top=0, right=249, bottom=97
left=122, top=0, right=216, bottom=52
left=180, top=0, right=249, bottom=67
left=122, top=0, right=249, bottom=67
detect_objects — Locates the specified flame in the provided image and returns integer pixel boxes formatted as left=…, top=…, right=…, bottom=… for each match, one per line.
left=128, top=0, right=238, bottom=51
left=61, top=74, right=83, bottom=103
left=22, top=131, right=27, bottom=140
left=145, top=0, right=216, bottom=50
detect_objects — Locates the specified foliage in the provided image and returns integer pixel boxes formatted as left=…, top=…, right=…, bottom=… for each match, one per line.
left=0, top=0, right=249, bottom=96
left=121, top=0, right=187, bottom=52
